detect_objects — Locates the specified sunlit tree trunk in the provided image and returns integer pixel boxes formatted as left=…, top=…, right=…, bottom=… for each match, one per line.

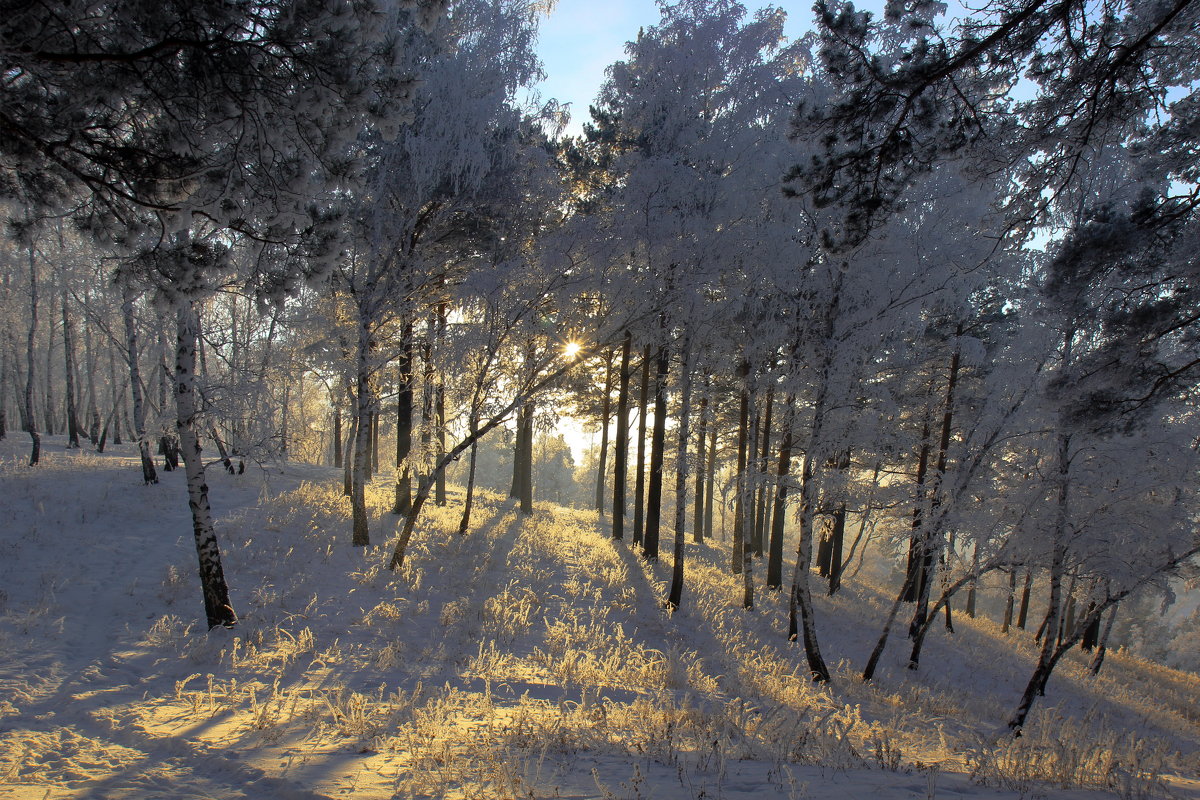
left=175, top=298, right=236, bottom=629
left=704, top=422, right=716, bottom=540
left=613, top=331, right=632, bottom=540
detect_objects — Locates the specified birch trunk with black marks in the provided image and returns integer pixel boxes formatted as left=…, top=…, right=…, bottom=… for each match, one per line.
left=175, top=299, right=236, bottom=629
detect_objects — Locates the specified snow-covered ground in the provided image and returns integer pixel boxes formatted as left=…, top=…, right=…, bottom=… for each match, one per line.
left=1, top=436, right=1197, bottom=799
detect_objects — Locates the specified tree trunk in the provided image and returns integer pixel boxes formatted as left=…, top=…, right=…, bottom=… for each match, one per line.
left=25, top=239, right=40, bottom=466
left=595, top=349, right=613, bottom=513
left=632, top=346, right=651, bottom=545
left=643, top=338, right=669, bottom=561
left=394, top=325, right=414, bottom=515
left=122, top=286, right=158, bottom=484
left=731, top=361, right=750, bottom=576
left=1008, top=432, right=1070, bottom=732
left=754, top=386, right=774, bottom=555
left=332, top=402, right=343, bottom=468
left=175, top=299, right=236, bottom=630
left=61, top=291, right=81, bottom=448
left=434, top=305, right=447, bottom=507
left=1088, top=604, right=1117, bottom=675
left=767, top=395, right=794, bottom=590
left=692, top=387, right=708, bottom=543
left=1017, top=569, right=1033, bottom=629
left=83, top=291, right=100, bottom=444
left=44, top=308, right=56, bottom=436
left=351, top=318, right=375, bottom=547
left=613, top=331, right=632, bottom=540
left=458, top=429, right=479, bottom=536
left=704, top=421, right=716, bottom=540
left=1002, top=568, right=1017, bottom=633
left=667, top=336, right=693, bottom=609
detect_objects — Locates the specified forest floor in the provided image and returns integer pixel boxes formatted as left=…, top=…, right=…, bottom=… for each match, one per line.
left=1, top=436, right=1198, bottom=800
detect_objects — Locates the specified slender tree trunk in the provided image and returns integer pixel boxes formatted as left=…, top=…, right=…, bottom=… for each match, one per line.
left=909, top=332, right=962, bottom=636
left=746, top=397, right=761, bottom=557
left=61, top=291, right=81, bottom=448
left=754, top=386, right=773, bottom=555
left=667, top=336, right=694, bottom=609
left=613, top=331, right=632, bottom=540
left=332, top=402, right=343, bottom=468
left=732, top=361, right=750, bottom=575
left=25, top=239, right=40, bottom=466
left=704, top=421, right=716, bottom=540
left=0, top=342, right=7, bottom=441
left=434, top=304, right=447, bottom=507
left=767, top=395, right=794, bottom=590
left=519, top=400, right=533, bottom=514
left=1002, top=568, right=1017, bottom=633
left=175, top=298, right=236, bottom=629
left=394, top=325, right=414, bottom=515
left=1088, top=605, right=1117, bottom=675
left=632, top=345, right=651, bottom=546
left=510, top=402, right=526, bottom=500
left=1017, top=569, right=1033, bottom=629
left=122, top=286, right=158, bottom=484
left=1008, top=432, right=1070, bottom=732
left=458, top=426, right=479, bottom=536
left=692, top=388, right=708, bottom=543
left=343, top=412, right=355, bottom=497
left=44, top=308, right=56, bottom=436
left=83, top=291, right=100, bottom=444
left=351, top=317, right=375, bottom=547
left=643, top=337, right=669, bottom=561
left=595, top=350, right=613, bottom=513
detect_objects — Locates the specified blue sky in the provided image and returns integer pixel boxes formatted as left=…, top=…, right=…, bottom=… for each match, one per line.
left=529, top=0, right=887, bottom=136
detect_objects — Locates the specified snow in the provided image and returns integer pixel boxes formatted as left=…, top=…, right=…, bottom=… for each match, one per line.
left=1, top=436, right=1197, bottom=799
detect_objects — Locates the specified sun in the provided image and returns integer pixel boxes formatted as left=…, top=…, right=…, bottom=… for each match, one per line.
left=564, top=341, right=582, bottom=359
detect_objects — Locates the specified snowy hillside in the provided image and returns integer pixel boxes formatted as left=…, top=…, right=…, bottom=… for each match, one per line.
left=1, top=438, right=1197, bottom=800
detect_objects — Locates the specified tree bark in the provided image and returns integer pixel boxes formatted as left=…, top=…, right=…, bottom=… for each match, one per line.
left=731, top=361, right=750, bottom=575
left=175, top=299, right=236, bottom=629
left=643, top=337, right=669, bottom=561
left=595, top=349, right=613, bottom=513
left=667, top=335, right=693, bottom=609
left=25, top=239, right=40, bottom=466
left=61, top=290, right=81, bottom=448
left=632, top=345, right=651, bottom=546
left=704, top=421, right=716, bottom=540
left=122, top=285, right=158, bottom=484
left=351, top=317, right=375, bottom=547
left=393, top=325, right=414, bottom=515
left=767, top=394, right=794, bottom=590
left=692, top=387, right=708, bottom=543
left=613, top=330, right=632, bottom=540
